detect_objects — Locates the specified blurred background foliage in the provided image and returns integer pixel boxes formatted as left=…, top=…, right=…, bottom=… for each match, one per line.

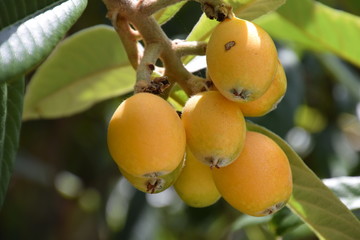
left=1, top=0, right=360, bottom=239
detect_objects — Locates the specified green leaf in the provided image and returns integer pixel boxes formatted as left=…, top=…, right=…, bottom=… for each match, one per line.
left=23, top=25, right=136, bottom=120
left=185, top=14, right=217, bottom=42
left=184, top=0, right=285, bottom=64
left=0, top=0, right=88, bottom=83
left=246, top=121, right=360, bottom=240
left=154, top=1, right=187, bottom=25
left=230, top=0, right=286, bottom=21
left=0, top=77, right=25, bottom=208
left=255, top=0, right=360, bottom=67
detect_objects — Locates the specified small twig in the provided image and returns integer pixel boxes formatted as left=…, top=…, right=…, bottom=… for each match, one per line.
left=136, top=43, right=161, bottom=81
left=135, top=43, right=162, bottom=92
left=172, top=40, right=207, bottom=57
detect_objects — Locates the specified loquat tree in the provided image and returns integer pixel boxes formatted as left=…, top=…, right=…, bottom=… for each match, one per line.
left=1, top=0, right=360, bottom=239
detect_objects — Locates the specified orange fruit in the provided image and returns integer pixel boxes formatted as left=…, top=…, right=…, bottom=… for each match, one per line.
left=238, top=61, right=287, bottom=117
left=174, top=148, right=221, bottom=207
left=212, top=131, right=292, bottom=216
left=182, top=91, right=246, bottom=168
left=107, top=93, right=186, bottom=178
left=206, top=17, right=278, bottom=102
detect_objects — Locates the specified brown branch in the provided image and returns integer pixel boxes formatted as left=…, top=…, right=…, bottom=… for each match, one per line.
left=134, top=42, right=162, bottom=93
left=103, top=0, right=232, bottom=96
left=117, top=19, right=143, bottom=69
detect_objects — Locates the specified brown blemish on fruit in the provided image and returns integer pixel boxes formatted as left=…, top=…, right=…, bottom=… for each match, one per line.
left=231, top=88, right=251, bottom=100
left=205, top=156, right=228, bottom=169
left=146, top=178, right=164, bottom=194
left=146, top=179, right=158, bottom=193
left=205, top=156, right=218, bottom=169
left=257, top=201, right=286, bottom=216
left=176, top=111, right=182, bottom=118
left=225, top=41, right=235, bottom=51
left=216, top=158, right=228, bottom=168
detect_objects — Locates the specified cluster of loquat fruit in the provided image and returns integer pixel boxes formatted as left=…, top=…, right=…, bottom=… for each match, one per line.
left=107, top=17, right=293, bottom=217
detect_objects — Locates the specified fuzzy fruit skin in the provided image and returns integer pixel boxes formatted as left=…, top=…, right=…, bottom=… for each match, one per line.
left=206, top=17, right=278, bottom=102
left=182, top=91, right=246, bottom=168
left=107, top=92, right=186, bottom=177
left=238, top=61, right=287, bottom=117
left=174, top=148, right=221, bottom=207
left=212, top=131, right=292, bottom=217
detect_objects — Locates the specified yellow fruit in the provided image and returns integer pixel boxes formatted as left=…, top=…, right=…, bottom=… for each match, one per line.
left=107, top=92, right=186, bottom=178
left=212, top=131, right=292, bottom=217
left=182, top=91, right=246, bottom=168
left=238, top=61, right=287, bottom=117
left=120, top=158, right=184, bottom=194
left=174, top=148, right=221, bottom=207
left=206, top=17, right=278, bottom=102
